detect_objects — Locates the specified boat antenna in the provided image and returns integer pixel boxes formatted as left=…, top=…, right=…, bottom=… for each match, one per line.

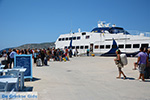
left=70, top=18, right=73, bottom=34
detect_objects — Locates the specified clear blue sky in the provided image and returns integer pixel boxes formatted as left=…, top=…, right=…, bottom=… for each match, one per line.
left=0, top=0, right=150, bottom=50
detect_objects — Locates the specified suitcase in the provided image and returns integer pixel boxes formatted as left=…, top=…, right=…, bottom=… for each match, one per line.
left=36, top=59, right=42, bottom=66
left=144, top=67, right=150, bottom=79
left=1, top=60, right=8, bottom=69
left=44, top=59, right=48, bottom=66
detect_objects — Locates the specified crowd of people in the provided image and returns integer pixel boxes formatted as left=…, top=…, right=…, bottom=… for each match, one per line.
left=1, top=48, right=79, bottom=68
left=1, top=46, right=150, bottom=81
left=114, top=47, right=150, bottom=81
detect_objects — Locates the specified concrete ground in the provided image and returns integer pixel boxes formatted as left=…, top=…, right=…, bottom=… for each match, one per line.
left=24, top=57, right=150, bottom=100
left=1, top=57, right=150, bottom=100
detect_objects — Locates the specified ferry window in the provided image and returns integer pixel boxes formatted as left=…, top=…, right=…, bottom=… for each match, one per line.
left=77, top=37, right=81, bottom=40
left=95, top=45, right=99, bottom=49
left=125, top=44, right=131, bottom=48
left=141, top=44, right=148, bottom=48
left=109, top=27, right=125, bottom=34
left=69, top=37, right=72, bottom=40
left=119, top=44, right=124, bottom=48
left=86, top=36, right=90, bottom=39
left=72, top=46, right=75, bottom=49
left=82, top=32, right=86, bottom=35
left=80, top=46, right=84, bottom=49
left=66, top=38, right=69, bottom=41
left=100, top=45, right=104, bottom=49
left=106, top=45, right=110, bottom=49
left=58, top=38, right=61, bottom=41
left=62, top=38, right=65, bottom=41
left=76, top=46, right=79, bottom=49
left=64, top=46, right=68, bottom=49
left=85, top=46, right=89, bottom=49
left=73, top=37, right=76, bottom=40
left=133, top=44, right=140, bottom=48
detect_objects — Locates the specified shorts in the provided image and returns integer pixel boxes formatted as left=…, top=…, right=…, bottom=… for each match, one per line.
left=116, top=62, right=123, bottom=68
left=138, top=64, right=146, bottom=74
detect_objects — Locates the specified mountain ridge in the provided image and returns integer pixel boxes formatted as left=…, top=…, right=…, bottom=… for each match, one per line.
left=0, top=42, right=55, bottom=53
left=16, top=42, right=55, bottom=49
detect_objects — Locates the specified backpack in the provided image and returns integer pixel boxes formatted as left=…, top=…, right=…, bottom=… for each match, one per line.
left=36, top=58, right=42, bottom=66
left=120, top=54, right=128, bottom=65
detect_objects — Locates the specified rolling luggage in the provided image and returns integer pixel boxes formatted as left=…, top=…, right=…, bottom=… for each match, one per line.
left=144, top=62, right=150, bottom=79
left=1, top=60, right=8, bottom=69
left=44, top=59, right=48, bottom=66
left=36, top=59, right=42, bottom=66
left=144, top=66, right=150, bottom=79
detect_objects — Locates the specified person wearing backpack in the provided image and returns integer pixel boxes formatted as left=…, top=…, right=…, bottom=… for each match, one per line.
left=114, top=49, right=127, bottom=79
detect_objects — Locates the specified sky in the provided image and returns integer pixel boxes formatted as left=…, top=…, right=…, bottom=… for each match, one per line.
left=0, top=0, right=150, bottom=50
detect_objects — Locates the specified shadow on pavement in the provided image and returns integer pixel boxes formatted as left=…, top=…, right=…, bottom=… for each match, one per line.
left=25, top=77, right=41, bottom=82
left=21, top=86, right=33, bottom=92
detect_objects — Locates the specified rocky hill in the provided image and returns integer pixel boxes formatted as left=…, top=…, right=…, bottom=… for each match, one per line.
left=0, top=42, right=55, bottom=54
left=16, top=42, right=55, bottom=49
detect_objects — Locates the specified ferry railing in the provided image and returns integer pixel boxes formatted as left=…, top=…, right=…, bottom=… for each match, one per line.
left=127, top=30, right=150, bottom=37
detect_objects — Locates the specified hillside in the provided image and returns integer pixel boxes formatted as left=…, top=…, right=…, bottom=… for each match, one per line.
left=16, top=42, right=55, bottom=49
left=0, top=42, right=55, bottom=54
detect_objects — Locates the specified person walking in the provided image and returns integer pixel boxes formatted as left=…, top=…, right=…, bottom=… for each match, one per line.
left=40, top=50, right=45, bottom=66
left=87, top=49, right=90, bottom=56
left=69, top=48, right=73, bottom=58
left=114, top=49, right=126, bottom=79
left=7, top=49, right=12, bottom=68
left=137, top=47, right=148, bottom=81
left=33, top=49, right=39, bottom=66
left=9, top=49, right=17, bottom=68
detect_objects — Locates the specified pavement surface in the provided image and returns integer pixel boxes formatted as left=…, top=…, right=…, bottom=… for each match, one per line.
left=1, top=57, right=150, bottom=100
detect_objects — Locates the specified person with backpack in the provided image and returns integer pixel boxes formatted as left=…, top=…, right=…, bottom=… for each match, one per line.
left=114, top=49, right=127, bottom=79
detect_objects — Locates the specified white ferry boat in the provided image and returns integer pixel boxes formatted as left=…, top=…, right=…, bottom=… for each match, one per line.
left=55, top=21, right=150, bottom=56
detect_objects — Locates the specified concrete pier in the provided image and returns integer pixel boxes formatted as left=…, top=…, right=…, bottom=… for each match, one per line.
left=1, top=57, right=150, bottom=100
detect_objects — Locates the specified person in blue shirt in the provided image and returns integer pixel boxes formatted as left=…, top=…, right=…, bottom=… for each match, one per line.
left=33, top=49, right=39, bottom=65
left=9, top=49, right=17, bottom=68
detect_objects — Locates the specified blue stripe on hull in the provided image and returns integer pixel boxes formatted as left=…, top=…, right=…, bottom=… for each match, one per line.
left=101, top=51, right=139, bottom=57
left=101, top=39, right=118, bottom=56
left=101, top=39, right=139, bottom=57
